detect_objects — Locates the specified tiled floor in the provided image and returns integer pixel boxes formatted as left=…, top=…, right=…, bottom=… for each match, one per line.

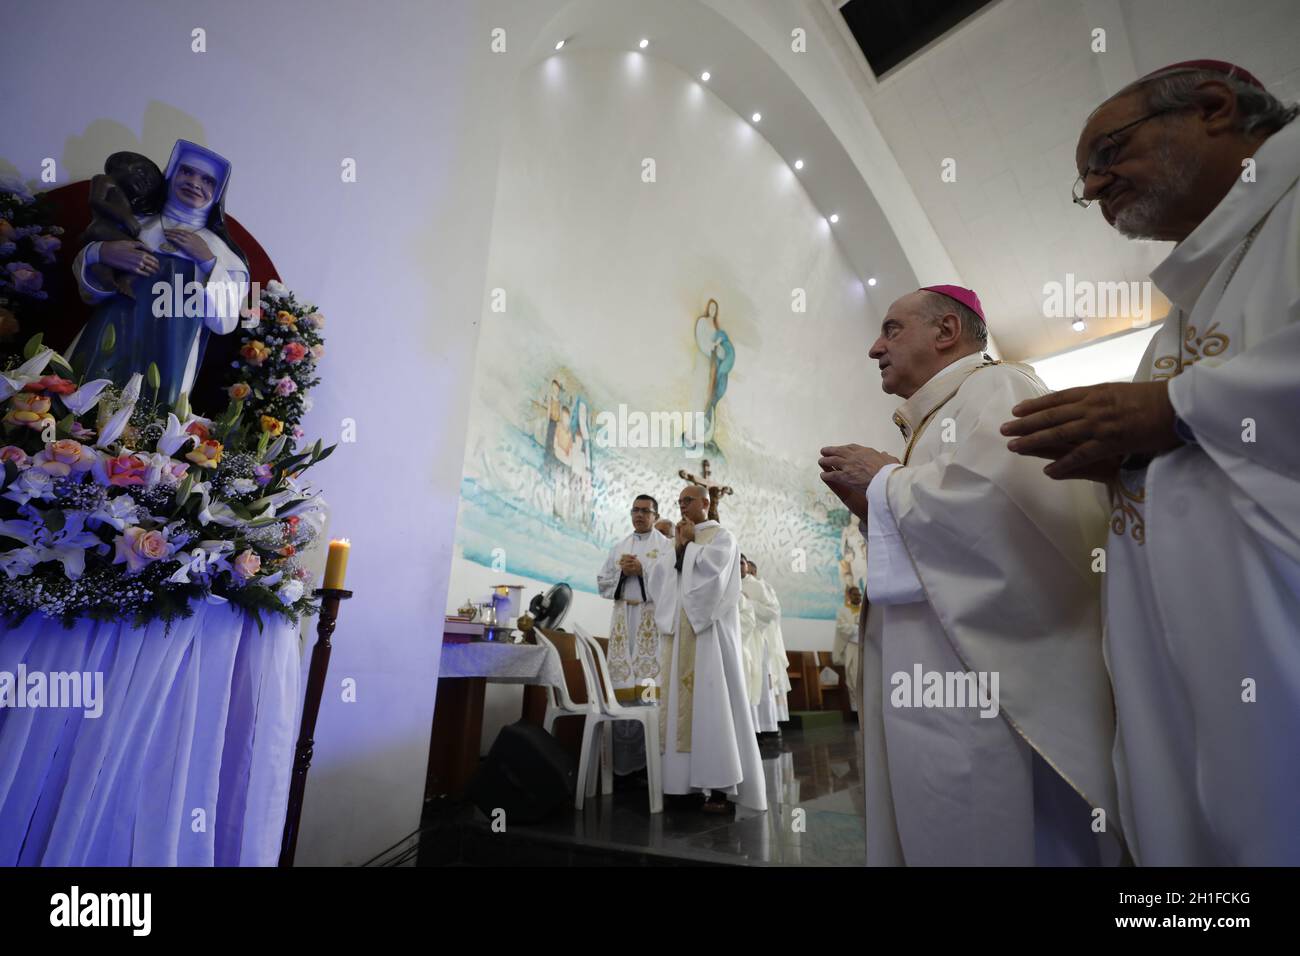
left=421, top=720, right=866, bottom=866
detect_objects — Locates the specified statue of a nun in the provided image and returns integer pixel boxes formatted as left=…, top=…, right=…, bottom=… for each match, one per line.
left=68, top=140, right=249, bottom=407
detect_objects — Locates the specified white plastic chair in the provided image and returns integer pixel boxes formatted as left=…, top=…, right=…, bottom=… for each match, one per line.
left=532, top=630, right=592, bottom=734
left=573, top=625, right=663, bottom=815
left=533, top=629, right=604, bottom=811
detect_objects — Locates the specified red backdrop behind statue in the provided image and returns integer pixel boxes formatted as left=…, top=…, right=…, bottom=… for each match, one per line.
left=40, top=181, right=280, bottom=417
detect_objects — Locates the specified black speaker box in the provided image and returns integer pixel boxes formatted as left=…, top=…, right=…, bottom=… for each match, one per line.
left=465, top=719, right=578, bottom=825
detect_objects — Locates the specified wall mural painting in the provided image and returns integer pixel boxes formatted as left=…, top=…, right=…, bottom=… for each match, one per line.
left=456, top=300, right=857, bottom=620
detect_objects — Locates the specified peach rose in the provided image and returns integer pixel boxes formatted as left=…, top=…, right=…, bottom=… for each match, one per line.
left=113, top=525, right=171, bottom=573
left=185, top=439, right=224, bottom=468
left=240, top=340, right=271, bottom=366
left=228, top=382, right=252, bottom=401
left=185, top=421, right=211, bottom=441
left=310, top=344, right=325, bottom=361
left=232, top=549, right=261, bottom=581
left=33, top=439, right=96, bottom=477
left=5, top=392, right=52, bottom=429
left=281, top=342, right=308, bottom=364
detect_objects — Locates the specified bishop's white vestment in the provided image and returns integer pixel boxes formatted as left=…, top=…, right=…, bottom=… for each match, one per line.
left=1105, top=116, right=1300, bottom=865
left=862, top=350, right=1124, bottom=866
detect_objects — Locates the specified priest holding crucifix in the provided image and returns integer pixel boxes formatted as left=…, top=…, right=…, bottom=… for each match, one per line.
left=1004, top=60, right=1300, bottom=865
left=654, top=484, right=766, bottom=814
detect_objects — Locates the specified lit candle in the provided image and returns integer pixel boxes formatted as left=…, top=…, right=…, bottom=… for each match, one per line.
left=324, top=538, right=351, bottom=590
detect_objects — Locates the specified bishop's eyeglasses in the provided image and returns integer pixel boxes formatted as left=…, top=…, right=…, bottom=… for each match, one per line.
left=1071, top=108, right=1178, bottom=207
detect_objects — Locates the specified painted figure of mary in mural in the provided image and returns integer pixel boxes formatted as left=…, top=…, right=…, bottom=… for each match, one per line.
left=695, top=298, right=734, bottom=433
left=68, top=140, right=249, bottom=407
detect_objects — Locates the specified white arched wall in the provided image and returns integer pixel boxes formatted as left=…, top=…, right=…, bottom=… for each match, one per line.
left=446, top=34, right=913, bottom=750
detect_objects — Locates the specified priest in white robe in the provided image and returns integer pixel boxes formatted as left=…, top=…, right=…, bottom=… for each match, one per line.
left=738, top=554, right=763, bottom=714
left=833, top=586, right=863, bottom=713
left=821, top=284, right=1124, bottom=867
left=596, top=493, right=675, bottom=777
left=1005, top=60, right=1300, bottom=865
left=654, top=484, right=766, bottom=813
left=753, top=563, right=793, bottom=723
left=742, top=561, right=790, bottom=731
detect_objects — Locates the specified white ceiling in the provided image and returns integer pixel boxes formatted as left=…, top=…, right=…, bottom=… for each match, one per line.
left=823, top=0, right=1300, bottom=360
left=519, top=0, right=1300, bottom=364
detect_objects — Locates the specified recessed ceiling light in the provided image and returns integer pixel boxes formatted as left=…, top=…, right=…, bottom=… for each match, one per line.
left=794, top=159, right=804, bottom=170
left=867, top=277, right=877, bottom=287
left=700, top=71, right=711, bottom=82
left=829, top=213, right=839, bottom=224
left=1072, top=319, right=1087, bottom=332
left=555, top=39, right=565, bottom=50
left=639, top=38, right=649, bottom=49
left=751, top=112, right=762, bottom=123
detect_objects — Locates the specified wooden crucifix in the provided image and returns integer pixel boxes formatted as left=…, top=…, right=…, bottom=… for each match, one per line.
left=678, top=458, right=733, bottom=522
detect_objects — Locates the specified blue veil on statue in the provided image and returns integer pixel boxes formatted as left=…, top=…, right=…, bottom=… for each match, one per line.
left=68, top=140, right=250, bottom=408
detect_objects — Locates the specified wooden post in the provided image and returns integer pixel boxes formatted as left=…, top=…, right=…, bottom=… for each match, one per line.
left=279, top=587, right=352, bottom=867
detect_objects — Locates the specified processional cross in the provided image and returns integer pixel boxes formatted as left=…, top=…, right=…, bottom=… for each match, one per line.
left=678, top=458, right=733, bottom=523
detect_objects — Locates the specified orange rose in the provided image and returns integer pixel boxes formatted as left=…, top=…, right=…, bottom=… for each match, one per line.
left=239, top=340, right=271, bottom=366
left=185, top=439, right=224, bottom=468
left=228, top=382, right=252, bottom=401
left=185, top=421, right=211, bottom=441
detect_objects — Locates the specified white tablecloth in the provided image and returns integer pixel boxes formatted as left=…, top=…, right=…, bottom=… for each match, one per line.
left=440, top=641, right=564, bottom=687
left=0, top=600, right=301, bottom=866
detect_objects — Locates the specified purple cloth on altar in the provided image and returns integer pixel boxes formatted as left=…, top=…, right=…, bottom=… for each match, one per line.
left=0, top=601, right=301, bottom=866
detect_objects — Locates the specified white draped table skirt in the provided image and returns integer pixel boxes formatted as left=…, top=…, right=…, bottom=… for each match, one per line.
left=0, top=601, right=301, bottom=866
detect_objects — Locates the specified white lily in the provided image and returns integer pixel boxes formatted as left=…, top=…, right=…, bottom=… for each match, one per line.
left=264, top=434, right=288, bottom=461
left=96, top=405, right=135, bottom=449
left=0, top=546, right=40, bottom=579
left=155, top=414, right=196, bottom=457
left=0, top=349, right=55, bottom=401
left=120, top=372, right=143, bottom=405
left=87, top=494, right=138, bottom=532
left=198, top=501, right=245, bottom=527
left=61, top=378, right=113, bottom=416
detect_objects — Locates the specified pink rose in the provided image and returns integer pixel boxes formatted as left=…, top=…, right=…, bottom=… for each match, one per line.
left=163, top=460, right=190, bottom=483
left=0, top=445, right=30, bottom=468
left=113, top=526, right=172, bottom=573
left=232, top=549, right=261, bottom=581
left=281, top=342, right=308, bottom=364
left=275, top=376, right=297, bottom=396
left=23, top=374, right=77, bottom=396
left=97, top=453, right=149, bottom=487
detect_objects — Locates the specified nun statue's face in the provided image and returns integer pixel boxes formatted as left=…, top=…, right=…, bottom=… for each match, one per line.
left=172, top=162, right=217, bottom=209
